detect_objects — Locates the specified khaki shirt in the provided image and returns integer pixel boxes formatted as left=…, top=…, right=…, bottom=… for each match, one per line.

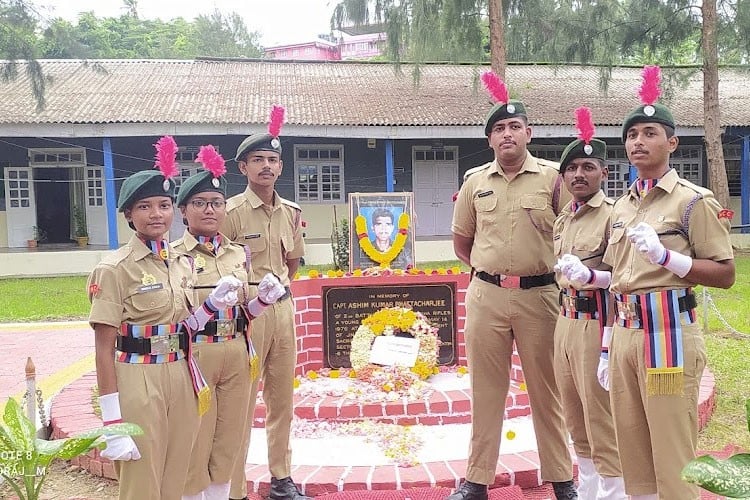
left=87, top=234, right=196, bottom=328
left=603, top=169, right=733, bottom=295
left=221, top=187, right=305, bottom=286
left=452, top=151, right=571, bottom=276
left=553, top=190, right=613, bottom=290
left=171, top=231, right=251, bottom=305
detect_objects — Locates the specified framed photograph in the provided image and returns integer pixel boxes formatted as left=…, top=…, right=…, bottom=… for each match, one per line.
left=349, top=192, right=416, bottom=271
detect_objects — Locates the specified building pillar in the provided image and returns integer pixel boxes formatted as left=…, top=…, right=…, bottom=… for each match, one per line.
left=102, top=138, right=119, bottom=249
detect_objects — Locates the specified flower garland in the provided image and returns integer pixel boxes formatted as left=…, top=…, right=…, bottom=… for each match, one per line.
left=355, top=212, right=410, bottom=267
left=350, top=307, right=440, bottom=384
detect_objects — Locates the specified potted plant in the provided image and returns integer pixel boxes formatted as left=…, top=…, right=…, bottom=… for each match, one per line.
left=0, top=397, right=142, bottom=500
left=27, top=226, right=46, bottom=249
left=72, top=205, right=89, bottom=247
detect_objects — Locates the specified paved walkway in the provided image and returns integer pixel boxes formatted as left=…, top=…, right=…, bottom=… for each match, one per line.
left=0, top=321, right=95, bottom=413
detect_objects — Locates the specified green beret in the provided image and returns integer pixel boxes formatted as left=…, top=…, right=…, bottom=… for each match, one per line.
left=484, top=100, right=527, bottom=136
left=621, top=103, right=675, bottom=142
left=559, top=138, right=607, bottom=171
left=118, top=170, right=176, bottom=212
left=234, top=133, right=282, bottom=161
left=176, top=171, right=227, bottom=206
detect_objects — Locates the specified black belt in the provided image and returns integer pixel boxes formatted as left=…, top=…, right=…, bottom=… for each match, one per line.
left=474, top=270, right=556, bottom=289
left=116, top=332, right=188, bottom=355
left=559, top=290, right=599, bottom=314
left=198, top=316, right=248, bottom=336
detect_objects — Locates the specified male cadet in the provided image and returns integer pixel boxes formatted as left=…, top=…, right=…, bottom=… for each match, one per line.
left=222, top=106, right=310, bottom=500
left=449, top=71, right=576, bottom=500
left=553, top=107, right=626, bottom=499
left=576, top=66, right=735, bottom=499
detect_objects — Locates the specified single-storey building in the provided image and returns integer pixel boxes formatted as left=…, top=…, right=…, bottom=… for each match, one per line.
left=0, top=59, right=748, bottom=264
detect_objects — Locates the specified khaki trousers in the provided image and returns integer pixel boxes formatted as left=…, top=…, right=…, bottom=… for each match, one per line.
left=230, top=298, right=297, bottom=498
left=610, top=321, right=705, bottom=499
left=184, top=336, right=251, bottom=494
left=464, top=278, right=572, bottom=485
left=114, top=359, right=199, bottom=500
left=553, top=315, right=622, bottom=477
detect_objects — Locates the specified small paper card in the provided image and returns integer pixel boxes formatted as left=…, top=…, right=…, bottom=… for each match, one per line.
left=369, top=335, right=420, bottom=367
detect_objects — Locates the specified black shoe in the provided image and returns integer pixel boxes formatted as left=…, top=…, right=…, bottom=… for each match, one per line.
left=269, top=476, right=312, bottom=500
left=446, top=480, right=488, bottom=500
left=552, top=480, right=578, bottom=500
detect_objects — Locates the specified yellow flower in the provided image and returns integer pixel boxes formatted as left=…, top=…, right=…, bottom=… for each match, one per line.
left=336, top=269, right=344, bottom=277
left=519, top=382, right=527, bottom=391
left=506, top=430, right=516, bottom=440
left=423, top=268, right=433, bottom=275
left=294, top=272, right=301, bottom=279
left=457, top=366, right=468, bottom=375
left=326, top=270, right=337, bottom=277
left=307, top=370, right=318, bottom=379
left=348, top=369, right=357, bottom=378
left=329, top=369, right=340, bottom=379
left=383, top=383, right=393, bottom=392
left=432, top=367, right=439, bottom=375
left=437, top=267, right=447, bottom=275
left=450, top=266, right=461, bottom=275
left=353, top=269, right=363, bottom=277
left=308, top=269, right=320, bottom=278
left=293, top=378, right=300, bottom=389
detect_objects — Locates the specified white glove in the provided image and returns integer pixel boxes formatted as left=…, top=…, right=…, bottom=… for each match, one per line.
left=597, top=326, right=613, bottom=391
left=555, top=254, right=592, bottom=286
left=98, top=393, right=141, bottom=461
left=626, top=222, right=693, bottom=277
left=627, top=222, right=666, bottom=265
left=257, top=273, right=287, bottom=304
left=554, top=254, right=611, bottom=288
left=597, top=354, right=610, bottom=391
left=207, top=275, right=243, bottom=310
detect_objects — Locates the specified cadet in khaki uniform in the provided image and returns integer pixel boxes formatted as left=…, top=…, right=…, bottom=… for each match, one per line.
left=449, top=72, right=576, bottom=500
left=552, top=107, right=627, bottom=499
left=88, top=137, right=242, bottom=500
left=223, top=113, right=309, bottom=500
left=582, top=66, right=734, bottom=499
left=173, top=146, right=287, bottom=500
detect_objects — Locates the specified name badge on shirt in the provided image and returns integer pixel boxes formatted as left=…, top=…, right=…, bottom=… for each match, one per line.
left=612, top=221, right=624, bottom=229
left=553, top=234, right=561, bottom=240
left=243, top=233, right=261, bottom=240
left=477, top=190, right=494, bottom=198
left=137, top=283, right=164, bottom=293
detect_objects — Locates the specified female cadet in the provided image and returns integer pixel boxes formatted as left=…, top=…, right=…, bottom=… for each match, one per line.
left=173, top=145, right=287, bottom=500
left=87, top=137, right=242, bottom=500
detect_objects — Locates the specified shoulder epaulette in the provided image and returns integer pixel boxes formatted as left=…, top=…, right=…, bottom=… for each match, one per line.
left=280, top=197, right=301, bottom=211
left=676, top=178, right=713, bottom=197
left=537, top=158, right=561, bottom=171
left=225, top=194, right=246, bottom=212
left=463, top=162, right=492, bottom=181
left=99, top=245, right=132, bottom=267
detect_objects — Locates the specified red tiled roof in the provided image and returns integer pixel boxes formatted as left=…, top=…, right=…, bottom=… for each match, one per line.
left=0, top=59, right=747, bottom=128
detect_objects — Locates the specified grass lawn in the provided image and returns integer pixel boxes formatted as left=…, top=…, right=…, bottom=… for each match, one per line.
left=0, top=257, right=747, bottom=450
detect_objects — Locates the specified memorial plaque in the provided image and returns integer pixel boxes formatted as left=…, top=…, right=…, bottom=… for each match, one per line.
left=323, top=283, right=457, bottom=369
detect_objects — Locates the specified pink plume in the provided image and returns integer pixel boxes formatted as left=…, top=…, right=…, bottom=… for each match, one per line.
left=195, top=145, right=226, bottom=178
left=574, top=107, right=595, bottom=144
left=153, top=136, right=179, bottom=180
left=268, top=105, right=285, bottom=137
left=481, top=71, right=509, bottom=104
left=639, top=65, right=661, bottom=106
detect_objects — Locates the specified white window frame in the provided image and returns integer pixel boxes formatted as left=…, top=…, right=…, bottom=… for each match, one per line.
left=28, top=147, right=86, bottom=166
left=293, top=144, right=345, bottom=203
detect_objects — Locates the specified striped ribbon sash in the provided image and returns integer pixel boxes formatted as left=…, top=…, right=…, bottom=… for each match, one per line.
left=193, top=306, right=242, bottom=343
left=615, top=288, right=696, bottom=396
left=238, top=304, right=260, bottom=382
left=120, top=322, right=211, bottom=416
left=117, top=323, right=184, bottom=364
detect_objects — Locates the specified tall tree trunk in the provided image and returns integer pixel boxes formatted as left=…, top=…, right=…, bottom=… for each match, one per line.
left=702, top=0, right=730, bottom=208
left=488, top=0, right=506, bottom=79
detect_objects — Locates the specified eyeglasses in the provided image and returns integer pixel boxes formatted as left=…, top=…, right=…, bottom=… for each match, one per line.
left=189, top=199, right=226, bottom=210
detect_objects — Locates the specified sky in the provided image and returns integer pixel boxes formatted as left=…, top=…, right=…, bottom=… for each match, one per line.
left=32, top=0, right=341, bottom=47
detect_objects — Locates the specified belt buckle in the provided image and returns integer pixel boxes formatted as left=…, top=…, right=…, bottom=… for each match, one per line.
left=150, top=335, right=180, bottom=355
left=215, top=319, right=235, bottom=337
left=562, top=295, right=577, bottom=311
left=499, top=274, right=521, bottom=289
left=617, top=301, right=639, bottom=321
